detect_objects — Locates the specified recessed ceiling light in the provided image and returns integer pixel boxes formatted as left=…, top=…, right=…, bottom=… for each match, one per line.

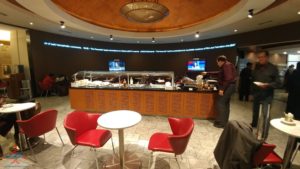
left=137, top=41, right=140, bottom=43
left=109, top=35, right=113, bottom=41
left=234, top=29, right=238, bottom=32
left=29, top=22, right=34, bottom=25
left=298, top=11, right=300, bottom=15
left=195, top=32, right=200, bottom=38
left=60, top=21, right=66, bottom=29
left=297, top=51, right=300, bottom=54
left=152, top=37, right=155, bottom=43
left=248, top=9, right=254, bottom=18
left=181, top=39, right=184, bottom=42
left=0, top=43, right=3, bottom=46
left=283, top=51, right=287, bottom=55
left=90, top=36, right=94, bottom=39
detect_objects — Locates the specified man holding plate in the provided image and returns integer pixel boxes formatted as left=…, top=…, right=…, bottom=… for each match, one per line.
left=251, top=50, right=280, bottom=139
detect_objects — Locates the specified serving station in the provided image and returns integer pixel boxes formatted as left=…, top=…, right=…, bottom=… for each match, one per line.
left=69, top=71, right=217, bottom=119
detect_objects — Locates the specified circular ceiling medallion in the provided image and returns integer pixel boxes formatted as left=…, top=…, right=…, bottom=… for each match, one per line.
left=120, top=1, right=169, bottom=23
left=52, top=0, right=240, bottom=32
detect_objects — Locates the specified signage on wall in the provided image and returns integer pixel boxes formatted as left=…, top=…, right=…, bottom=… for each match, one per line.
left=43, top=41, right=236, bottom=54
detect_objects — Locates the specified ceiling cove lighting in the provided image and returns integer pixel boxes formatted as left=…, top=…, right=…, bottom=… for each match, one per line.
left=195, top=32, right=200, bottom=38
left=248, top=9, right=254, bottom=18
left=43, top=41, right=236, bottom=53
left=120, top=0, right=169, bottom=23
left=152, top=37, right=155, bottom=43
left=60, top=21, right=66, bottom=29
left=109, top=35, right=113, bottom=41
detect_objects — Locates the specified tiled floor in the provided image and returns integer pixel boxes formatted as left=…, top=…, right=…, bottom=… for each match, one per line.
left=1, top=92, right=300, bottom=169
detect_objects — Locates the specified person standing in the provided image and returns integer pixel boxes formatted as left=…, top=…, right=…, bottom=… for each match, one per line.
left=251, top=50, right=280, bottom=139
left=284, top=64, right=295, bottom=92
left=286, top=62, right=300, bottom=120
left=239, top=62, right=252, bottom=101
left=214, top=55, right=237, bottom=128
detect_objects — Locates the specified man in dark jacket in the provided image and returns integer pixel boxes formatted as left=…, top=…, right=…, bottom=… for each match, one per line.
left=251, top=50, right=280, bottom=140
left=239, top=62, right=252, bottom=101
left=286, top=62, right=300, bottom=120
left=214, top=55, right=237, bottom=128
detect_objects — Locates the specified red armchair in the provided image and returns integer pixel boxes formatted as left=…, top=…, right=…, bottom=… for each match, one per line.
left=64, top=111, right=115, bottom=169
left=252, top=143, right=283, bottom=168
left=16, top=109, right=64, bottom=161
left=148, top=117, right=194, bottom=168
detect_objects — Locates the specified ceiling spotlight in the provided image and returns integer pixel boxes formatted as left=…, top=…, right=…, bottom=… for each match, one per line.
left=298, top=11, right=300, bottom=15
left=248, top=9, right=254, bottom=18
left=234, top=29, right=238, bottom=32
left=283, top=51, right=288, bottom=55
left=181, top=39, right=184, bottom=42
left=152, top=37, right=155, bottom=43
left=109, top=35, right=113, bottom=40
left=137, top=41, right=140, bottom=43
left=195, top=32, right=200, bottom=38
left=0, top=43, right=3, bottom=46
left=297, top=51, right=300, bottom=54
left=90, top=36, right=94, bottom=39
left=29, top=22, right=34, bottom=26
left=60, top=21, right=66, bottom=29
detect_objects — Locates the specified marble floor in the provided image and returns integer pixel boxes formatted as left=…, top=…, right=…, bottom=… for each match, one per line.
left=0, top=91, right=300, bottom=169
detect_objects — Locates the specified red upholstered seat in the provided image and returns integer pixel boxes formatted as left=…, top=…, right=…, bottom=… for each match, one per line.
left=17, top=109, right=64, bottom=161
left=148, top=117, right=194, bottom=168
left=253, top=143, right=283, bottom=167
left=64, top=111, right=114, bottom=169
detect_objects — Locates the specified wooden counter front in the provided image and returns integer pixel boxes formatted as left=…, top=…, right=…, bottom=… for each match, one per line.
left=69, top=88, right=217, bottom=119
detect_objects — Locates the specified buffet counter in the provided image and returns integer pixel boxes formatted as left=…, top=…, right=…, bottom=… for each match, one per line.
left=69, top=87, right=217, bottom=119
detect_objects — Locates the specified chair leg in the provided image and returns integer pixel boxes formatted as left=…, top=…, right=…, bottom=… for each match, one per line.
left=26, top=137, right=37, bottom=162
left=18, top=133, right=23, bottom=152
left=55, top=127, right=64, bottom=146
left=175, top=155, right=181, bottom=169
left=70, top=145, right=78, bottom=157
left=291, top=143, right=300, bottom=163
left=93, top=148, right=99, bottom=169
left=148, top=151, right=153, bottom=169
left=110, top=138, right=115, bottom=155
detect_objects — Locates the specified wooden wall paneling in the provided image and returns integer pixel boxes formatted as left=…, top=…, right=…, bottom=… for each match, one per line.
left=129, top=90, right=143, bottom=112
left=95, top=89, right=106, bottom=113
left=105, top=90, right=120, bottom=111
left=169, top=92, right=184, bottom=117
left=84, top=89, right=96, bottom=111
left=119, top=90, right=129, bottom=110
left=155, top=91, right=170, bottom=116
left=143, top=91, right=156, bottom=115
left=183, top=92, right=200, bottom=118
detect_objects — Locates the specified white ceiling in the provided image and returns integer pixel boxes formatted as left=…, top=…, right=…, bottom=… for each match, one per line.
left=0, top=0, right=299, bottom=44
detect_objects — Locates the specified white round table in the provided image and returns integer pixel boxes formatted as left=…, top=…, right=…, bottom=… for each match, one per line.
left=0, top=102, right=36, bottom=150
left=98, top=110, right=142, bottom=169
left=270, top=118, right=300, bottom=169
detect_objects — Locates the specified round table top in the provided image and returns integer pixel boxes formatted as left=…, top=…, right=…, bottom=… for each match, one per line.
left=270, top=118, right=300, bottom=138
left=0, top=102, right=36, bottom=114
left=97, top=110, right=142, bottom=130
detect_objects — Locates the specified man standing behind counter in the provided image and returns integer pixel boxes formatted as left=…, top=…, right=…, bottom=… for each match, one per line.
left=214, top=55, right=237, bottom=128
left=251, top=50, right=280, bottom=139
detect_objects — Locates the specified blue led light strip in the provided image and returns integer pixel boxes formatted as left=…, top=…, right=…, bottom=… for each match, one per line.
left=43, top=41, right=236, bottom=53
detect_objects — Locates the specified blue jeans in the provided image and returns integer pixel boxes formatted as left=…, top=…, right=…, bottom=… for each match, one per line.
left=252, top=95, right=272, bottom=139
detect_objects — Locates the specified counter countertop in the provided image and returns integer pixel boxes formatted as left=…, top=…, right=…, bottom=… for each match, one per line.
left=69, top=87, right=217, bottom=93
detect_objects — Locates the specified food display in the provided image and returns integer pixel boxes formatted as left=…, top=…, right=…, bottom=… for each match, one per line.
left=71, top=71, right=175, bottom=90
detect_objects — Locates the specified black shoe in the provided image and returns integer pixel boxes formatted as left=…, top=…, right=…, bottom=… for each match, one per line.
left=213, top=123, right=224, bottom=128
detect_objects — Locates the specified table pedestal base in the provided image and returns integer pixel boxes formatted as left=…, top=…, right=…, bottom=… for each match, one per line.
left=282, top=136, right=297, bottom=169
left=103, top=151, right=142, bottom=169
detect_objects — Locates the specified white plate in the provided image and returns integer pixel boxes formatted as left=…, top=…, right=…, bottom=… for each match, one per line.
left=2, top=104, right=13, bottom=108
left=280, top=118, right=296, bottom=126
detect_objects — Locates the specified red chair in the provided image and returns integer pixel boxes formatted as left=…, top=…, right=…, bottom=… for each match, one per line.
left=252, top=143, right=283, bottom=168
left=16, top=109, right=64, bottom=161
left=38, top=81, right=51, bottom=97
left=148, top=117, right=194, bottom=169
left=64, top=111, right=115, bottom=169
